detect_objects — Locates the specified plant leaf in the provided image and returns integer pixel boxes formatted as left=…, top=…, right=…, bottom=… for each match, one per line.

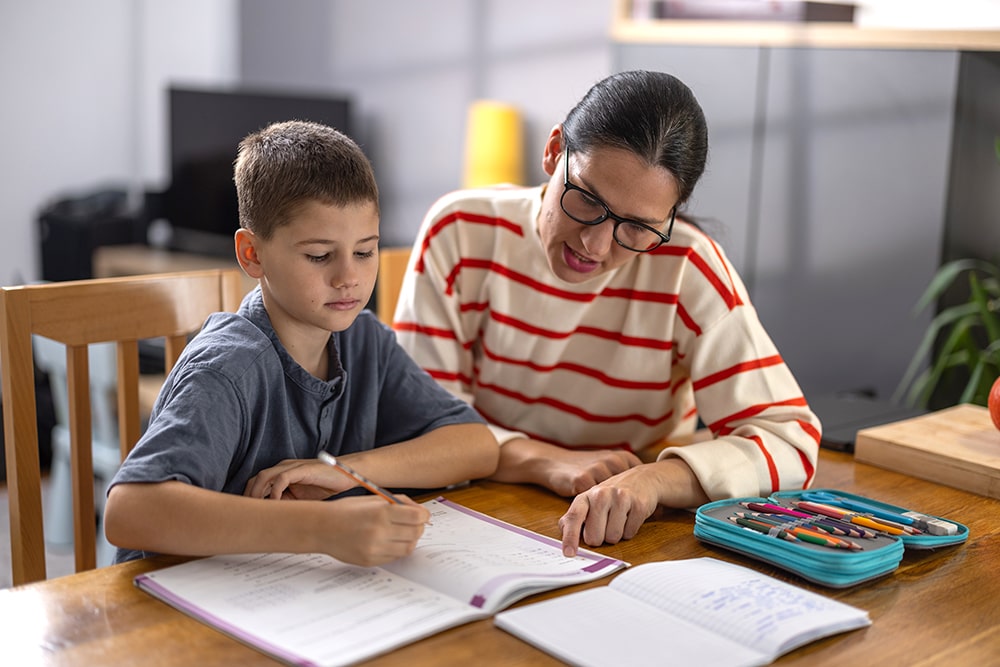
left=892, top=302, right=980, bottom=403
left=909, top=316, right=975, bottom=407
left=969, top=273, right=1000, bottom=343
left=912, top=259, right=997, bottom=314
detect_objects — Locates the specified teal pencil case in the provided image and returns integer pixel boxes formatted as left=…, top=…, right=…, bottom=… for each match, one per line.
left=693, top=488, right=968, bottom=588
left=771, top=489, right=969, bottom=550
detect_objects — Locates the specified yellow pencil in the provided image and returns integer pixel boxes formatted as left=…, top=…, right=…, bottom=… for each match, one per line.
left=318, top=452, right=402, bottom=504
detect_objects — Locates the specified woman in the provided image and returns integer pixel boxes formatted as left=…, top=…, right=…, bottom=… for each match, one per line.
left=394, top=70, right=821, bottom=555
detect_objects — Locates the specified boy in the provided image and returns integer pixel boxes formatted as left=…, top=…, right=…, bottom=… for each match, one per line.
left=104, top=121, right=499, bottom=567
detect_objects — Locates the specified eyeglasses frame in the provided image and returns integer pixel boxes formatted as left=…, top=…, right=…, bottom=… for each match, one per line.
left=560, top=146, right=676, bottom=253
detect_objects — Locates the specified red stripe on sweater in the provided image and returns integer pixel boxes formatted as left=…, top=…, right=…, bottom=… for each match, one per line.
left=796, top=419, right=820, bottom=487
left=651, top=231, right=740, bottom=311
left=705, top=236, right=743, bottom=307
left=416, top=211, right=524, bottom=272
left=478, top=380, right=674, bottom=427
left=393, top=321, right=457, bottom=340
left=476, top=405, right=634, bottom=451
left=394, top=322, right=477, bottom=350
left=479, top=340, right=673, bottom=390
left=707, top=396, right=810, bottom=434
left=490, top=311, right=673, bottom=351
left=425, top=368, right=474, bottom=385
left=688, top=252, right=738, bottom=310
left=746, top=434, right=780, bottom=492
left=692, top=355, right=785, bottom=391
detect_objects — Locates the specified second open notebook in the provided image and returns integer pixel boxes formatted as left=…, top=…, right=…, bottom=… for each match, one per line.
left=133, top=497, right=626, bottom=667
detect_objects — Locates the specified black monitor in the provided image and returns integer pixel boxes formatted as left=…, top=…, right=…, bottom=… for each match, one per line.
left=163, top=86, right=353, bottom=256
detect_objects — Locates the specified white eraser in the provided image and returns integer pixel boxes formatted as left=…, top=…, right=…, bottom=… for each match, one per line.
left=902, top=511, right=959, bottom=536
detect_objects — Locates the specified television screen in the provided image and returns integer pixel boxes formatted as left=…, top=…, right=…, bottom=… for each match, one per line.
left=164, top=87, right=353, bottom=256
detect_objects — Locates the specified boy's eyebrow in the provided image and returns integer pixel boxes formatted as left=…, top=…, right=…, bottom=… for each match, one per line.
left=294, top=234, right=380, bottom=247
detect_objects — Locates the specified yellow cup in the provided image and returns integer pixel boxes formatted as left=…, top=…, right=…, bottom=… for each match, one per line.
left=463, top=100, right=524, bottom=188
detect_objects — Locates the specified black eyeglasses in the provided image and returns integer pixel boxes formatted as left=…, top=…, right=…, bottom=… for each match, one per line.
left=560, top=147, right=675, bottom=252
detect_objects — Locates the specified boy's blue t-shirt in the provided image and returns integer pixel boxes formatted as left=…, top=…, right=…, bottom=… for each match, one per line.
left=109, top=287, right=484, bottom=562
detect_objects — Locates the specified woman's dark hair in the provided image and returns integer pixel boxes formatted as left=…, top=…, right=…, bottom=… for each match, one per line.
left=562, top=70, right=708, bottom=205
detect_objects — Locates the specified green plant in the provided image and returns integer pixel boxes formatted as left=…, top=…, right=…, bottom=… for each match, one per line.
left=896, top=137, right=1000, bottom=409
left=894, top=258, right=1000, bottom=408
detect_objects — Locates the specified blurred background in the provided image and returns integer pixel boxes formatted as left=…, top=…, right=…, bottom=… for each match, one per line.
left=2, top=0, right=1000, bottom=404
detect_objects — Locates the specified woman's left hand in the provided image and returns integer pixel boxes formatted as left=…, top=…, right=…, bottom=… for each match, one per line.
left=557, top=457, right=709, bottom=556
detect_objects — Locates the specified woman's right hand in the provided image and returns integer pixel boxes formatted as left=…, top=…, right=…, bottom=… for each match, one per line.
left=491, top=438, right=642, bottom=497
left=243, top=458, right=352, bottom=500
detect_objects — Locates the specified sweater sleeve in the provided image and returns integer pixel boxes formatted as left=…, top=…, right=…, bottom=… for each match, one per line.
left=656, top=235, right=821, bottom=500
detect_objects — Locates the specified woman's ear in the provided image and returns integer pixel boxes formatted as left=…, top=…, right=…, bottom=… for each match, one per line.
left=541, top=124, right=564, bottom=177
left=235, top=228, right=263, bottom=279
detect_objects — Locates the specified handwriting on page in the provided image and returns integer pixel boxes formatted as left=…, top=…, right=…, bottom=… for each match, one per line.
left=612, top=557, right=852, bottom=649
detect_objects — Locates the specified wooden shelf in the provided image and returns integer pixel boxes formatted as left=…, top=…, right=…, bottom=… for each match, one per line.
left=612, top=0, right=1000, bottom=50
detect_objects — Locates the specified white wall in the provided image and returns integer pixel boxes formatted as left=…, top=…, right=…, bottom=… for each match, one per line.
left=0, top=0, right=237, bottom=285
left=238, top=0, right=615, bottom=247
left=2, top=0, right=999, bottom=286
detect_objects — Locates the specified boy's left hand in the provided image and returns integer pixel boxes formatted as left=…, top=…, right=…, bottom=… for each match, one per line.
left=244, top=459, right=352, bottom=500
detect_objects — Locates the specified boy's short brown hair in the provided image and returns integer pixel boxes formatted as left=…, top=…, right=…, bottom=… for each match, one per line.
left=233, top=120, right=379, bottom=239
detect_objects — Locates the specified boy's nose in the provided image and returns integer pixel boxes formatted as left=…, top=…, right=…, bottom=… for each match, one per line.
left=331, top=265, right=361, bottom=289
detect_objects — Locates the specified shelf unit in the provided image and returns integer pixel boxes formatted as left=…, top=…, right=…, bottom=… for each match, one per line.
left=611, top=0, right=1000, bottom=50
left=608, top=0, right=1000, bottom=402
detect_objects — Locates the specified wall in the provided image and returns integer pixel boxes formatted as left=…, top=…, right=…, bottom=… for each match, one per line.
left=614, top=40, right=963, bottom=401
left=0, top=0, right=237, bottom=287
left=2, top=0, right=997, bottom=400
left=238, top=0, right=615, bottom=247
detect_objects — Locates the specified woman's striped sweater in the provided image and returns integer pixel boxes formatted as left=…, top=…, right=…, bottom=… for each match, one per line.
left=393, top=185, right=820, bottom=499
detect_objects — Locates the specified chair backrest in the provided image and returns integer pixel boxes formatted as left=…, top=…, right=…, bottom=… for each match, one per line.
left=0, top=269, right=245, bottom=585
left=376, top=246, right=412, bottom=324
left=34, top=337, right=119, bottom=445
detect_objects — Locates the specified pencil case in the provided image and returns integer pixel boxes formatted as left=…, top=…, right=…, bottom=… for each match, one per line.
left=693, top=489, right=967, bottom=588
left=771, top=489, right=968, bottom=550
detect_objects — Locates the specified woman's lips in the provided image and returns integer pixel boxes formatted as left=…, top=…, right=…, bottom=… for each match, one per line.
left=562, top=244, right=599, bottom=273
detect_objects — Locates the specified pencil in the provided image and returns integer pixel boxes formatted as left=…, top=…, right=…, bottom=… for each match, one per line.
left=736, top=512, right=862, bottom=551
left=793, top=500, right=915, bottom=536
left=318, top=452, right=403, bottom=504
left=738, top=511, right=849, bottom=539
left=739, top=503, right=857, bottom=537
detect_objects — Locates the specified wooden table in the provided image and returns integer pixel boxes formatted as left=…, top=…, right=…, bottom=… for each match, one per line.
left=3, top=448, right=999, bottom=666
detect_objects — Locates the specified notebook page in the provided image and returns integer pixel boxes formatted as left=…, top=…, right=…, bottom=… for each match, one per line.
left=383, top=498, right=625, bottom=613
left=609, top=558, right=870, bottom=657
left=494, top=587, right=768, bottom=667
left=137, top=552, right=482, bottom=667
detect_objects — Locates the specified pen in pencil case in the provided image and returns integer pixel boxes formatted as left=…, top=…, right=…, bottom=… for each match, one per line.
left=737, top=510, right=868, bottom=540
left=729, top=516, right=862, bottom=550
left=732, top=514, right=863, bottom=551
left=799, top=492, right=958, bottom=536
left=792, top=501, right=919, bottom=536
left=739, top=502, right=874, bottom=538
left=318, top=452, right=402, bottom=504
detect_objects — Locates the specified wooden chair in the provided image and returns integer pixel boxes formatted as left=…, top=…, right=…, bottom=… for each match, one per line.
left=0, top=269, right=245, bottom=585
left=376, top=246, right=412, bottom=324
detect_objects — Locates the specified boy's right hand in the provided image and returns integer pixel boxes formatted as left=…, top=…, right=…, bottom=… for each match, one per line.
left=318, top=495, right=431, bottom=567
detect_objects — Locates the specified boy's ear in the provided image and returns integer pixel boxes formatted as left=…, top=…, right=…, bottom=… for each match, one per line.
left=235, top=229, right=263, bottom=279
